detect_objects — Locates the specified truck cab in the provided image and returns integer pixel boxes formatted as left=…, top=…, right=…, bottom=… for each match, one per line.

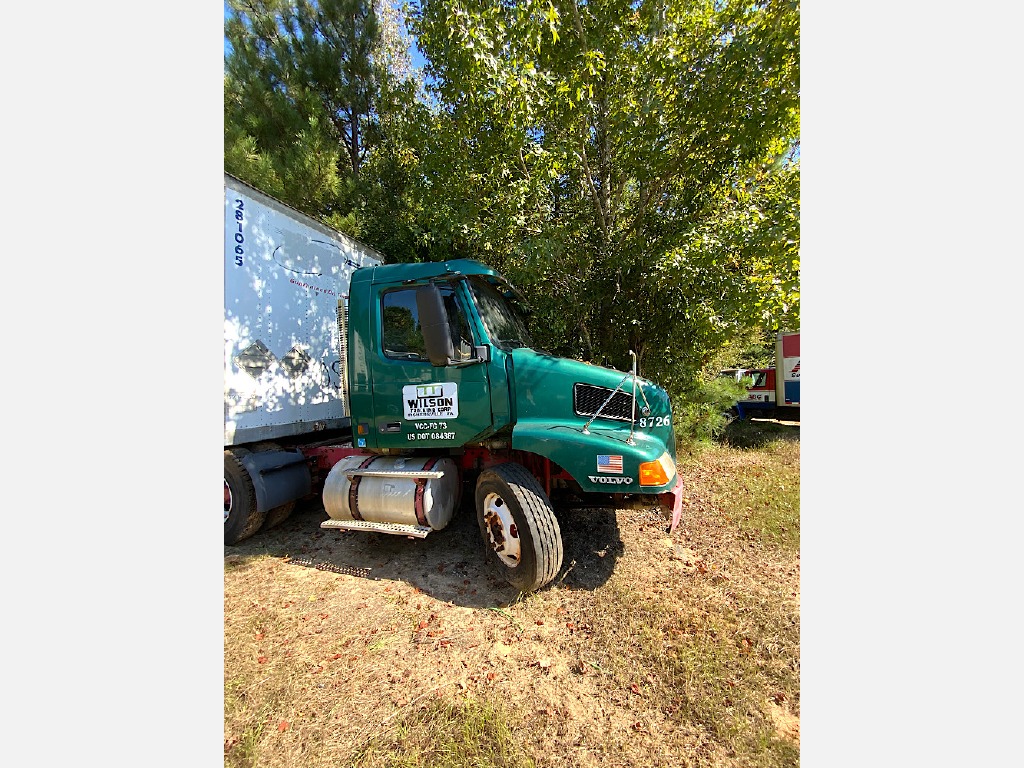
left=720, top=367, right=777, bottom=419
left=719, top=331, right=799, bottom=422
left=331, top=259, right=682, bottom=590
left=347, top=260, right=678, bottom=487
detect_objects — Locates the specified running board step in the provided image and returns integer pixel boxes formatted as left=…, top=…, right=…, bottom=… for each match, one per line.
left=320, top=519, right=432, bottom=538
left=345, top=469, right=446, bottom=480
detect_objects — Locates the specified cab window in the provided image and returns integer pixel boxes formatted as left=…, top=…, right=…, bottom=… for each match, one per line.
left=381, top=285, right=474, bottom=362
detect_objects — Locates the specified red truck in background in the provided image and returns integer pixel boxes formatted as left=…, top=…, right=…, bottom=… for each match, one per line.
left=720, top=331, right=800, bottom=422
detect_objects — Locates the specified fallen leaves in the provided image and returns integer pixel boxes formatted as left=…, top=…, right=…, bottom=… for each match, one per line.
left=223, top=430, right=800, bottom=768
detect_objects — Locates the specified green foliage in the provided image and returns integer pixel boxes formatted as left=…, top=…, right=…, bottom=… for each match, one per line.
left=224, top=0, right=424, bottom=250
left=409, top=0, right=800, bottom=416
left=222, top=0, right=801, bottom=440
left=729, top=328, right=781, bottom=370
left=674, top=374, right=750, bottom=447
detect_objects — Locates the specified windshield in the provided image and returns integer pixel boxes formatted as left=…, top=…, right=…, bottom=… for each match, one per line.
left=468, top=275, right=533, bottom=350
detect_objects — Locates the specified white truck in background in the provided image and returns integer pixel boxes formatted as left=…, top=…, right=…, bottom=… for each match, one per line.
left=720, top=331, right=800, bottom=421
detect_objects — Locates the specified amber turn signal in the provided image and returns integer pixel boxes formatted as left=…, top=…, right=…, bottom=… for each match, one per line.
left=639, top=452, right=676, bottom=486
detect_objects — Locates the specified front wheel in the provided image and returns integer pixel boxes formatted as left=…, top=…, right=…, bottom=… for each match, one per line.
left=475, top=463, right=563, bottom=592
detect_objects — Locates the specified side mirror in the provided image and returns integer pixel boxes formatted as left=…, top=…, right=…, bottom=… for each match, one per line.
left=416, top=284, right=455, bottom=367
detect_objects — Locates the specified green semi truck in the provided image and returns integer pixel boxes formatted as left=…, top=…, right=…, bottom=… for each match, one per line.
left=224, top=174, right=683, bottom=592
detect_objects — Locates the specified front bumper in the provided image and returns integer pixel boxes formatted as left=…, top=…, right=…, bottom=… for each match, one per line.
left=659, top=475, right=685, bottom=533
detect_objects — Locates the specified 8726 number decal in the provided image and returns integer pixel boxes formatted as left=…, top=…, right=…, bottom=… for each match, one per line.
left=638, top=415, right=671, bottom=428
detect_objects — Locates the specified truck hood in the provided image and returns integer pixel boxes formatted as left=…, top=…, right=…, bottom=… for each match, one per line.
left=507, top=348, right=678, bottom=491
left=509, top=348, right=668, bottom=422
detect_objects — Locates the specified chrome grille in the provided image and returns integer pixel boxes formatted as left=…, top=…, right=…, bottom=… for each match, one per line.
left=573, top=383, right=636, bottom=423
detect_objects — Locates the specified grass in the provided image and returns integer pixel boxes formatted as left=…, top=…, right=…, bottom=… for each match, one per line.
left=352, top=698, right=536, bottom=768
left=558, top=418, right=800, bottom=766
left=224, top=417, right=799, bottom=767
left=690, top=420, right=800, bottom=551
left=581, top=577, right=800, bottom=767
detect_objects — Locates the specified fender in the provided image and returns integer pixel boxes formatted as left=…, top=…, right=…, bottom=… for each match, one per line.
left=510, top=419, right=675, bottom=495
left=238, top=449, right=312, bottom=513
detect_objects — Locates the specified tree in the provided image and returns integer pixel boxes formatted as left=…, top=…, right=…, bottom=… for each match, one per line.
left=408, top=0, right=800, bottom=391
left=224, top=0, right=421, bottom=248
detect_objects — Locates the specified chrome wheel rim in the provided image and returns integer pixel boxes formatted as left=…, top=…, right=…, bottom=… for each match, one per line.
left=482, top=492, right=521, bottom=568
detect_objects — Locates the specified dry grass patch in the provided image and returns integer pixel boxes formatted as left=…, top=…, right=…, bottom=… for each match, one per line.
left=353, top=697, right=536, bottom=768
left=225, top=421, right=799, bottom=767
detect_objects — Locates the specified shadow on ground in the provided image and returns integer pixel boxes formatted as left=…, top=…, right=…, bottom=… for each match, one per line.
left=226, top=494, right=627, bottom=608
left=720, top=418, right=800, bottom=449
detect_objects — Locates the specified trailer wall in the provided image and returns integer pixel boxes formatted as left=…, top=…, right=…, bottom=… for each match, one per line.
left=224, top=174, right=383, bottom=445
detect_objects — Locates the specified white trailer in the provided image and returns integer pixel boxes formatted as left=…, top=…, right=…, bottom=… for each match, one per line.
left=224, top=173, right=384, bottom=543
left=224, top=173, right=383, bottom=444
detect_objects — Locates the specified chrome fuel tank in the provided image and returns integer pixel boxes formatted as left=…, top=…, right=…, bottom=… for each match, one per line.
left=323, top=455, right=460, bottom=530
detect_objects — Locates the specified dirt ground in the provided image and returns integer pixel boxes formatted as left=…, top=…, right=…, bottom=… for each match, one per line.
left=225, top=430, right=800, bottom=767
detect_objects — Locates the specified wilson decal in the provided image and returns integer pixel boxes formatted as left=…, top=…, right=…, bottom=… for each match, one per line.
left=403, top=382, right=459, bottom=419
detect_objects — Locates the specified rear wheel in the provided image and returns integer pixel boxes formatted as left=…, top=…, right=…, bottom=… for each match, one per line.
left=475, top=463, right=563, bottom=592
left=224, top=449, right=265, bottom=545
left=262, top=500, right=297, bottom=531
left=250, top=442, right=297, bottom=532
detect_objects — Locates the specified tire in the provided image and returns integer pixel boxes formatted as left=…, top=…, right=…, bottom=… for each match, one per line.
left=475, top=463, right=563, bottom=592
left=247, top=442, right=297, bottom=532
left=261, top=500, right=296, bottom=532
left=225, top=449, right=266, bottom=545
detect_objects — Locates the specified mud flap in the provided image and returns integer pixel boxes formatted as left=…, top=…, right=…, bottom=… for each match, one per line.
left=238, top=449, right=311, bottom=515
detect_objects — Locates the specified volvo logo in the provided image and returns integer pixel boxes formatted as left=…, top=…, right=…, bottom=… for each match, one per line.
left=588, top=476, right=634, bottom=485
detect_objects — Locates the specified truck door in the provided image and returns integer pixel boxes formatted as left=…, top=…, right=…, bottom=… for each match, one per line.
left=367, top=281, right=493, bottom=450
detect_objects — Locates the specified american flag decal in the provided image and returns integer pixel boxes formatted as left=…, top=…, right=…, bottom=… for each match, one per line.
left=597, top=455, right=623, bottom=473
